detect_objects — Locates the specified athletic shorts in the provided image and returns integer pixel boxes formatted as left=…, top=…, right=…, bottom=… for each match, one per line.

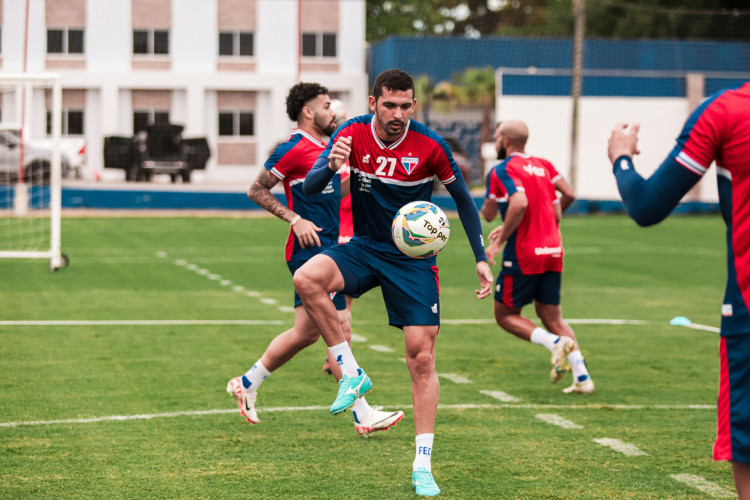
left=321, top=239, right=440, bottom=328
left=494, top=271, right=561, bottom=308
left=714, top=332, right=750, bottom=464
left=287, top=258, right=347, bottom=311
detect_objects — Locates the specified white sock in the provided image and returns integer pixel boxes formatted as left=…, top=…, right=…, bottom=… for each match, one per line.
left=242, top=359, right=271, bottom=392
left=567, top=349, right=590, bottom=383
left=530, top=327, right=559, bottom=353
left=329, top=341, right=360, bottom=377
left=352, top=397, right=371, bottom=424
left=413, top=433, right=434, bottom=472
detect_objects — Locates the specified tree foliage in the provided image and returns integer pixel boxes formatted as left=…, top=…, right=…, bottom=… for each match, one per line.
left=365, top=0, right=750, bottom=42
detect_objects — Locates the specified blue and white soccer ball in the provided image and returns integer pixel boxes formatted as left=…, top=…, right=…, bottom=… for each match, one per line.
left=391, top=201, right=451, bottom=258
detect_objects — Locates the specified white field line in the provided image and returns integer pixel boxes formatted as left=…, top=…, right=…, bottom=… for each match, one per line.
left=369, top=345, right=394, bottom=353
left=670, top=474, right=735, bottom=498
left=161, top=252, right=293, bottom=315
left=535, top=413, right=583, bottom=429
left=593, top=438, right=647, bottom=456
left=681, top=323, right=721, bottom=333
left=0, top=318, right=658, bottom=327
left=480, top=390, right=520, bottom=402
left=437, top=373, right=473, bottom=384
left=350, top=333, right=368, bottom=342
left=0, top=403, right=714, bottom=429
left=0, top=320, right=286, bottom=326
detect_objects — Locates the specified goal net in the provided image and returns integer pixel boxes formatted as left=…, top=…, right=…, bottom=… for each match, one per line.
left=0, top=74, right=66, bottom=270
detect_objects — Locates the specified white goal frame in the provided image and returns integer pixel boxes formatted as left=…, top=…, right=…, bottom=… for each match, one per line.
left=0, top=73, right=64, bottom=270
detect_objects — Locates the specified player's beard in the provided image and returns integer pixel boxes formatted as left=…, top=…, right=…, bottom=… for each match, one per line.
left=377, top=114, right=406, bottom=138
left=316, top=115, right=337, bottom=137
left=496, top=144, right=507, bottom=160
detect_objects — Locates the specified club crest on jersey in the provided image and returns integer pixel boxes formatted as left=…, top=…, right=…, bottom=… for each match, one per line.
left=400, top=156, right=419, bottom=175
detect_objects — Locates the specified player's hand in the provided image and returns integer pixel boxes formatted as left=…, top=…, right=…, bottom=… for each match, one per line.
left=608, top=122, right=641, bottom=163
left=292, top=218, right=322, bottom=248
left=474, top=261, right=494, bottom=299
left=485, top=241, right=502, bottom=267
left=329, top=136, right=352, bottom=171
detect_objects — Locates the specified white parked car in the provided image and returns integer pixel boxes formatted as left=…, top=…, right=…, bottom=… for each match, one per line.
left=0, top=129, right=58, bottom=183
left=0, top=125, right=86, bottom=178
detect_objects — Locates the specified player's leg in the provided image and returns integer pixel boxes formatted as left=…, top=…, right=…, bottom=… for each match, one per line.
left=294, top=249, right=372, bottom=414
left=404, top=324, right=442, bottom=496
left=494, top=272, right=575, bottom=383
left=734, top=461, right=750, bottom=500
left=226, top=305, right=321, bottom=424
left=325, top=294, right=403, bottom=436
left=534, top=272, right=593, bottom=393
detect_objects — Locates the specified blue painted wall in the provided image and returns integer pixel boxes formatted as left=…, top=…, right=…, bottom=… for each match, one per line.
left=369, top=36, right=750, bottom=97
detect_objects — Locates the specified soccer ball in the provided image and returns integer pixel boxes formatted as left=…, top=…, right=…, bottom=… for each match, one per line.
left=391, top=201, right=450, bottom=258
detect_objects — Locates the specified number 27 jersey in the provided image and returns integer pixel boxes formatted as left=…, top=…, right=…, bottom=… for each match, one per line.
left=323, top=114, right=462, bottom=255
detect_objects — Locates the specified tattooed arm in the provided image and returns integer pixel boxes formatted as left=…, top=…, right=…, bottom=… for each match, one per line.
left=247, top=169, right=322, bottom=248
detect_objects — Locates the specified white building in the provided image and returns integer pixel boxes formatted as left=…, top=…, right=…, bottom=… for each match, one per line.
left=0, top=0, right=368, bottom=182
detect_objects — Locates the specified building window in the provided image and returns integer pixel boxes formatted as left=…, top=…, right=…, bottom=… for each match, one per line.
left=46, top=109, right=85, bottom=135
left=218, top=111, right=254, bottom=137
left=133, top=110, right=170, bottom=135
left=133, top=29, right=170, bottom=55
left=301, top=32, right=336, bottom=58
left=47, top=28, right=85, bottom=54
left=219, top=31, right=254, bottom=57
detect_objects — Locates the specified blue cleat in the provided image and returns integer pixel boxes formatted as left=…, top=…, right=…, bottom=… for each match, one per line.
left=412, top=467, right=441, bottom=496
left=330, top=368, right=372, bottom=415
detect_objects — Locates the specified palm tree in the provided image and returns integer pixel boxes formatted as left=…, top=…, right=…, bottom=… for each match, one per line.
left=413, top=74, right=435, bottom=128
left=453, top=66, right=496, bottom=148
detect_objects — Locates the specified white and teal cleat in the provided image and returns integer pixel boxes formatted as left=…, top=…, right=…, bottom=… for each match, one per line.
left=330, top=368, right=372, bottom=415
left=412, top=467, right=441, bottom=496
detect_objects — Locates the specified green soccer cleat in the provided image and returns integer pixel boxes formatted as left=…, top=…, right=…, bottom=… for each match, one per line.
left=412, top=467, right=441, bottom=496
left=330, top=368, right=372, bottom=415
left=550, top=336, right=575, bottom=383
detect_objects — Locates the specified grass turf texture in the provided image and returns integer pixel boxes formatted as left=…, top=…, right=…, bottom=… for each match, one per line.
left=0, top=214, right=733, bottom=498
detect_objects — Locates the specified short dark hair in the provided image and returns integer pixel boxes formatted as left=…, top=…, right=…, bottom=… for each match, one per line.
left=372, top=69, right=414, bottom=102
left=286, top=82, right=329, bottom=122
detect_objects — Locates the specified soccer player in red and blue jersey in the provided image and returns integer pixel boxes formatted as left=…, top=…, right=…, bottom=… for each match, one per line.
left=296, top=69, right=494, bottom=496
left=484, top=120, right=594, bottom=394
left=608, top=81, right=750, bottom=499
left=226, top=82, right=403, bottom=438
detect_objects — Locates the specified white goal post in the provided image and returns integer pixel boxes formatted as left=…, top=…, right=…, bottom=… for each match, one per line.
left=0, top=73, right=66, bottom=270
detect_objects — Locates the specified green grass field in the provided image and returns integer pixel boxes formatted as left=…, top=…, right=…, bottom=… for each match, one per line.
left=0, top=213, right=735, bottom=499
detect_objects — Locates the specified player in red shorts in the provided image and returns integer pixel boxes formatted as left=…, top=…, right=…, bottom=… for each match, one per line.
left=608, top=82, right=750, bottom=499
left=484, top=120, right=594, bottom=393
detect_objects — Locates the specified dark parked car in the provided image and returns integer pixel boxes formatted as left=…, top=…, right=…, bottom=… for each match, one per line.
left=104, top=124, right=210, bottom=183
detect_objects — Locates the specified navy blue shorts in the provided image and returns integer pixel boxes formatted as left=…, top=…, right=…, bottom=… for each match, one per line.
left=288, top=258, right=347, bottom=311
left=714, top=332, right=750, bottom=464
left=321, top=239, right=440, bottom=328
left=494, top=271, right=561, bottom=308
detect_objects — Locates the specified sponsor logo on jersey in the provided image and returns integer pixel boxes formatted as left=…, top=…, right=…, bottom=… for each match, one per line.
left=400, top=156, right=419, bottom=175
left=362, top=154, right=371, bottom=163
left=534, top=246, right=562, bottom=256
left=722, top=304, right=733, bottom=316
left=619, top=159, right=630, bottom=171
left=522, top=163, right=547, bottom=177
left=431, top=303, right=438, bottom=314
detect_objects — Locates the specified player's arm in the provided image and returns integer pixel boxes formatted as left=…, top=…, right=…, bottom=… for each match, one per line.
left=481, top=171, right=499, bottom=222
left=248, top=169, right=322, bottom=248
left=554, top=177, right=575, bottom=213
left=486, top=191, right=527, bottom=266
left=304, top=136, right=351, bottom=195
left=609, top=123, right=701, bottom=226
left=444, top=176, right=494, bottom=299
left=481, top=198, right=498, bottom=222
left=341, top=171, right=350, bottom=198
